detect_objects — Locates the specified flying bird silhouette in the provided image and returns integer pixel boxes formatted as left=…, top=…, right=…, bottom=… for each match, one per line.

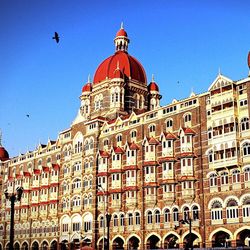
left=26, top=114, right=30, bottom=118
left=52, top=32, right=59, bottom=43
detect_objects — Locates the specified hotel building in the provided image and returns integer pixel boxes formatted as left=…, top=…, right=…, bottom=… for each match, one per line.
left=1, top=25, right=250, bottom=250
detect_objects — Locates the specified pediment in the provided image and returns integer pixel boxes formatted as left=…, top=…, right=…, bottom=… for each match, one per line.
left=208, top=74, right=233, bottom=91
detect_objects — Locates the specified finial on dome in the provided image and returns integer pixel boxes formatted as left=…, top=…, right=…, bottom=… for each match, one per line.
left=152, top=74, right=155, bottom=82
left=88, top=74, right=91, bottom=83
left=0, top=129, right=2, bottom=146
left=121, top=22, right=124, bottom=29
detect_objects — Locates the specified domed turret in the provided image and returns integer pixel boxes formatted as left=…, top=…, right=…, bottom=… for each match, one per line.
left=114, top=22, right=129, bottom=52
left=148, top=75, right=161, bottom=110
left=0, top=132, right=9, bottom=161
left=82, top=75, right=92, bottom=93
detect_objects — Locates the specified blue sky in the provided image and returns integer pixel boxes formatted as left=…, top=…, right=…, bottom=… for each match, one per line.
left=0, top=0, right=250, bottom=157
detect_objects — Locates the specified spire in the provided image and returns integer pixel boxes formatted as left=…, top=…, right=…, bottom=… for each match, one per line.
left=218, top=67, right=221, bottom=76
left=121, top=22, right=124, bottom=29
left=248, top=52, right=250, bottom=77
left=88, top=74, right=91, bottom=83
left=0, top=129, right=2, bottom=146
left=151, top=74, right=155, bottom=82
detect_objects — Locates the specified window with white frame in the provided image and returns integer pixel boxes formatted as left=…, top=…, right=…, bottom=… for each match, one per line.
left=245, top=167, right=250, bottom=181
left=147, top=211, right=153, bottom=224
left=173, top=208, right=179, bottom=222
left=113, top=214, right=118, bottom=227
left=120, top=214, right=124, bottom=226
left=209, top=173, right=217, bottom=187
left=226, top=200, right=239, bottom=219
left=164, top=209, right=170, bottom=222
left=155, top=210, right=160, bottom=224
left=241, top=118, right=250, bottom=131
left=232, top=169, right=240, bottom=183
left=166, top=119, right=173, bottom=129
left=242, top=197, right=250, bottom=218
left=135, top=212, right=140, bottom=225
left=220, top=172, right=229, bottom=185
left=128, top=213, right=133, bottom=225
left=211, top=201, right=223, bottom=220
left=243, top=142, right=250, bottom=156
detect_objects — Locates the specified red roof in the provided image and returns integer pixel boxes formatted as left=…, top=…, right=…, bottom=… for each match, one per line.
left=82, top=82, right=92, bottom=93
left=144, top=161, right=159, bottom=166
left=163, top=132, right=177, bottom=140
left=158, top=156, right=176, bottom=163
left=116, top=28, right=128, bottom=37
left=129, top=142, right=140, bottom=150
left=42, top=166, right=50, bottom=172
left=148, top=137, right=159, bottom=145
left=34, top=169, right=41, bottom=175
left=183, top=127, right=196, bottom=135
left=123, top=186, right=139, bottom=191
left=0, top=146, right=9, bottom=161
left=123, top=165, right=138, bottom=170
left=23, top=171, right=31, bottom=177
left=113, top=146, right=124, bottom=154
left=99, top=150, right=110, bottom=158
left=52, top=163, right=60, bottom=170
left=148, top=81, right=159, bottom=92
left=93, top=51, right=147, bottom=84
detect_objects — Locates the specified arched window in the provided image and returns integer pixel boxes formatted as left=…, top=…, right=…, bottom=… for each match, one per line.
left=147, top=211, right=153, bottom=224
left=104, top=139, right=109, bottom=147
left=232, top=169, right=240, bottom=183
left=149, top=124, right=156, bottom=133
left=89, top=138, right=94, bottom=150
left=183, top=207, right=189, bottom=221
left=166, top=119, right=173, bottom=128
left=173, top=208, right=179, bottom=222
left=164, top=208, right=170, bottom=223
left=117, top=134, right=122, bottom=142
left=211, top=201, right=223, bottom=220
left=192, top=205, right=199, bottom=220
left=241, top=117, right=250, bottom=131
left=226, top=200, right=238, bottom=219
left=209, top=173, right=217, bottom=187
left=100, top=216, right=104, bottom=228
left=244, top=167, right=250, bottom=181
left=128, top=213, right=133, bottom=225
left=243, top=142, right=250, bottom=156
left=155, top=210, right=160, bottom=224
left=208, top=150, right=213, bottom=163
left=135, top=212, right=140, bottom=225
left=221, top=172, right=229, bottom=185
left=131, top=130, right=137, bottom=140
left=184, top=113, right=192, bottom=123
left=120, top=214, right=124, bottom=226
left=242, top=197, right=250, bottom=218
left=113, top=215, right=118, bottom=227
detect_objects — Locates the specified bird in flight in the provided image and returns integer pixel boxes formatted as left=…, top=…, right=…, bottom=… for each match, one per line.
left=52, top=32, right=59, bottom=43
left=26, top=114, right=30, bottom=118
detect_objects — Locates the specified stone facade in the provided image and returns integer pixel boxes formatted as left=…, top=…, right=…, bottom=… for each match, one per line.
left=0, top=26, right=250, bottom=250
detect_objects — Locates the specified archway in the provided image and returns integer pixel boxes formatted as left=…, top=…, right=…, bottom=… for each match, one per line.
left=50, top=241, right=57, bottom=250
left=60, top=240, right=68, bottom=250
left=41, top=241, right=49, bottom=250
left=128, top=236, right=140, bottom=250
left=183, top=233, right=199, bottom=249
left=212, top=231, right=231, bottom=248
left=236, top=229, right=250, bottom=247
left=146, top=235, right=160, bottom=249
left=98, top=238, right=108, bottom=250
left=0, top=243, right=2, bottom=250
left=21, top=242, right=29, bottom=250
left=6, top=243, right=10, bottom=250
left=164, top=234, right=179, bottom=249
left=112, top=237, right=124, bottom=250
left=31, top=242, right=39, bottom=250
left=14, top=243, right=20, bottom=250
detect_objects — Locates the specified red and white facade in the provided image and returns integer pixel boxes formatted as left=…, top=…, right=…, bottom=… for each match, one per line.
left=1, top=26, right=250, bottom=250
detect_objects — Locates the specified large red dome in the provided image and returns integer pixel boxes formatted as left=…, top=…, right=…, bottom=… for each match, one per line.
left=93, top=51, right=147, bottom=84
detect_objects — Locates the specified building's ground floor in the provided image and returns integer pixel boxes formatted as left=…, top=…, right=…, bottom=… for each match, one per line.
left=1, top=226, right=250, bottom=250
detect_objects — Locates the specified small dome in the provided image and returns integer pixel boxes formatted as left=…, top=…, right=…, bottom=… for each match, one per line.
left=116, top=28, right=128, bottom=37
left=0, top=146, right=9, bottom=161
left=148, top=81, right=159, bottom=92
left=82, top=82, right=92, bottom=93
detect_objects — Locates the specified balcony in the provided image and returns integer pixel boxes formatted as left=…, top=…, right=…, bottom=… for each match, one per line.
left=209, top=156, right=238, bottom=169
